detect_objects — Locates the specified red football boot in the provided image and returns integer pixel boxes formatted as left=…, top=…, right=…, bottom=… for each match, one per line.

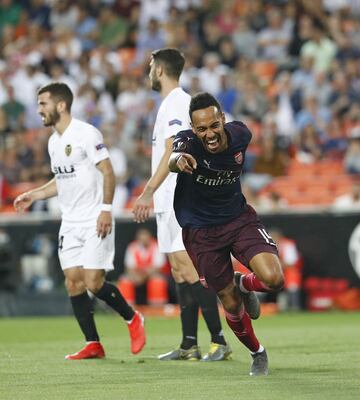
left=128, top=311, right=146, bottom=354
left=65, top=342, right=105, bottom=360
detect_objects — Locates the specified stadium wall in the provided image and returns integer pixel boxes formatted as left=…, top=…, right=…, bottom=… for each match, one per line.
left=0, top=212, right=359, bottom=316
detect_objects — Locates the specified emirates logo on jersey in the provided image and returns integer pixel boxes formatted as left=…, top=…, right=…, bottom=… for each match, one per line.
left=65, top=144, right=72, bottom=156
left=234, top=151, right=243, bottom=164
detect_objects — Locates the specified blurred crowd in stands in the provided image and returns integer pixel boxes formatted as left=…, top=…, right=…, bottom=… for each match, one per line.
left=0, top=0, right=359, bottom=215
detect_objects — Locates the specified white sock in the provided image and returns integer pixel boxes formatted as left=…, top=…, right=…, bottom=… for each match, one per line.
left=250, top=344, right=264, bottom=355
left=239, top=275, right=249, bottom=293
left=126, top=312, right=137, bottom=324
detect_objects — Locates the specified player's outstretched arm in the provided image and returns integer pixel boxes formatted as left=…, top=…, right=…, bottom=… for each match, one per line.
left=13, top=178, right=57, bottom=213
left=169, top=152, right=197, bottom=174
left=133, top=137, right=174, bottom=223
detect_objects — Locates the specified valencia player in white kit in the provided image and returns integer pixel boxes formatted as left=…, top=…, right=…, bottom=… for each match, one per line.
left=14, top=82, right=145, bottom=360
left=133, top=48, right=231, bottom=361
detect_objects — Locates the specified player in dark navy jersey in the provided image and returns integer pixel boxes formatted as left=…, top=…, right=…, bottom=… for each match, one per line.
left=169, top=92, right=285, bottom=376
left=172, top=120, right=250, bottom=227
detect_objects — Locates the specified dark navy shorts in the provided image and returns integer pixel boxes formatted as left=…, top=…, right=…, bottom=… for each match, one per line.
left=182, top=205, right=278, bottom=292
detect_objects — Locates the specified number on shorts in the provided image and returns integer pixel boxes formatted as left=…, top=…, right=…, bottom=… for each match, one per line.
left=257, top=228, right=277, bottom=247
left=58, top=235, right=64, bottom=250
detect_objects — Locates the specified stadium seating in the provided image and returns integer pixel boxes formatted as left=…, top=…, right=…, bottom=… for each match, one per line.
left=259, top=160, right=352, bottom=207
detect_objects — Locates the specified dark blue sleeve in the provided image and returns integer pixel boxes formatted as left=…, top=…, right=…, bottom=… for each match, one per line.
left=230, top=121, right=252, bottom=147
left=172, top=130, right=194, bottom=154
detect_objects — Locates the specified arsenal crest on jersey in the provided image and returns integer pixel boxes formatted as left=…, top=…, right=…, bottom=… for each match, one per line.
left=65, top=144, right=72, bottom=156
left=234, top=151, right=243, bottom=164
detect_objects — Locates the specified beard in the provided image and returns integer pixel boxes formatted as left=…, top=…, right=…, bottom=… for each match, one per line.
left=42, top=109, right=61, bottom=126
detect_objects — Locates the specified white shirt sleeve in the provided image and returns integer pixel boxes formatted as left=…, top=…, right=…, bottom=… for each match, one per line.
left=164, top=97, right=190, bottom=140
left=84, top=127, right=110, bottom=165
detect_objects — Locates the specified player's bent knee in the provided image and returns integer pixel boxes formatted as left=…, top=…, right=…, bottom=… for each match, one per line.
left=171, top=261, right=198, bottom=284
left=263, top=270, right=284, bottom=291
left=65, top=278, right=86, bottom=296
left=86, top=281, right=104, bottom=294
left=84, top=277, right=104, bottom=294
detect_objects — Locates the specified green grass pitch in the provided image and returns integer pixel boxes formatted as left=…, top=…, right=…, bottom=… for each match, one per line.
left=0, top=311, right=359, bottom=400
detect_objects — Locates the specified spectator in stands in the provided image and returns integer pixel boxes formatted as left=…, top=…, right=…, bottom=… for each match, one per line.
left=232, top=17, right=258, bottom=60
left=73, top=5, right=97, bottom=52
left=300, top=19, right=337, bottom=73
left=112, top=110, right=138, bottom=157
left=288, top=13, right=313, bottom=58
left=295, top=92, right=331, bottom=139
left=233, top=77, right=268, bottom=122
left=48, top=62, right=78, bottom=98
left=0, top=140, right=22, bottom=184
left=26, top=0, right=51, bottom=32
left=295, top=124, right=323, bottom=163
left=253, top=133, right=288, bottom=178
left=116, top=75, right=147, bottom=121
left=9, top=64, right=48, bottom=129
left=257, top=7, right=291, bottom=63
left=200, top=18, right=222, bottom=53
left=135, top=18, right=166, bottom=65
left=271, top=71, right=297, bottom=139
left=21, top=135, right=51, bottom=186
left=217, top=36, right=238, bottom=68
left=245, top=0, right=267, bottom=32
left=198, top=52, right=229, bottom=95
left=328, top=71, right=359, bottom=118
left=95, top=6, right=129, bottom=50
left=53, top=27, right=82, bottom=64
left=138, top=0, right=170, bottom=28
left=0, top=0, right=23, bottom=33
left=49, top=0, right=78, bottom=32
left=118, top=228, right=167, bottom=305
left=0, top=85, right=25, bottom=133
left=217, top=72, right=237, bottom=116
left=332, top=178, right=360, bottom=211
left=213, top=1, right=238, bottom=35
left=344, top=134, right=360, bottom=175
left=290, top=55, right=316, bottom=100
left=322, top=117, right=348, bottom=159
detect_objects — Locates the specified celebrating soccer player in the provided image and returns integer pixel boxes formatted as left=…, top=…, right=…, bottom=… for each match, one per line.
left=168, top=92, right=285, bottom=375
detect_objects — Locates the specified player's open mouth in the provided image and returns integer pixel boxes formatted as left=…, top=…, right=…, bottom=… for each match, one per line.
left=206, top=137, right=219, bottom=151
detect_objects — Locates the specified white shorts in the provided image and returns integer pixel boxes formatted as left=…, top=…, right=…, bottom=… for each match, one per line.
left=156, top=210, right=185, bottom=254
left=58, top=223, right=115, bottom=271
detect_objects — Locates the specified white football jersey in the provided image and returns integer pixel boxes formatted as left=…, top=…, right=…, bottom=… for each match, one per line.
left=48, top=118, right=110, bottom=226
left=152, top=87, right=191, bottom=212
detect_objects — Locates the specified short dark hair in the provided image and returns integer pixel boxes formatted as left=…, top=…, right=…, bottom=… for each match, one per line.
left=151, top=48, right=185, bottom=80
left=189, top=92, right=222, bottom=121
left=37, top=82, right=73, bottom=112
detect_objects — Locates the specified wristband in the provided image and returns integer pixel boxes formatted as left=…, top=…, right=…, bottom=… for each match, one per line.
left=101, top=204, right=112, bottom=212
left=175, top=153, right=183, bottom=163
